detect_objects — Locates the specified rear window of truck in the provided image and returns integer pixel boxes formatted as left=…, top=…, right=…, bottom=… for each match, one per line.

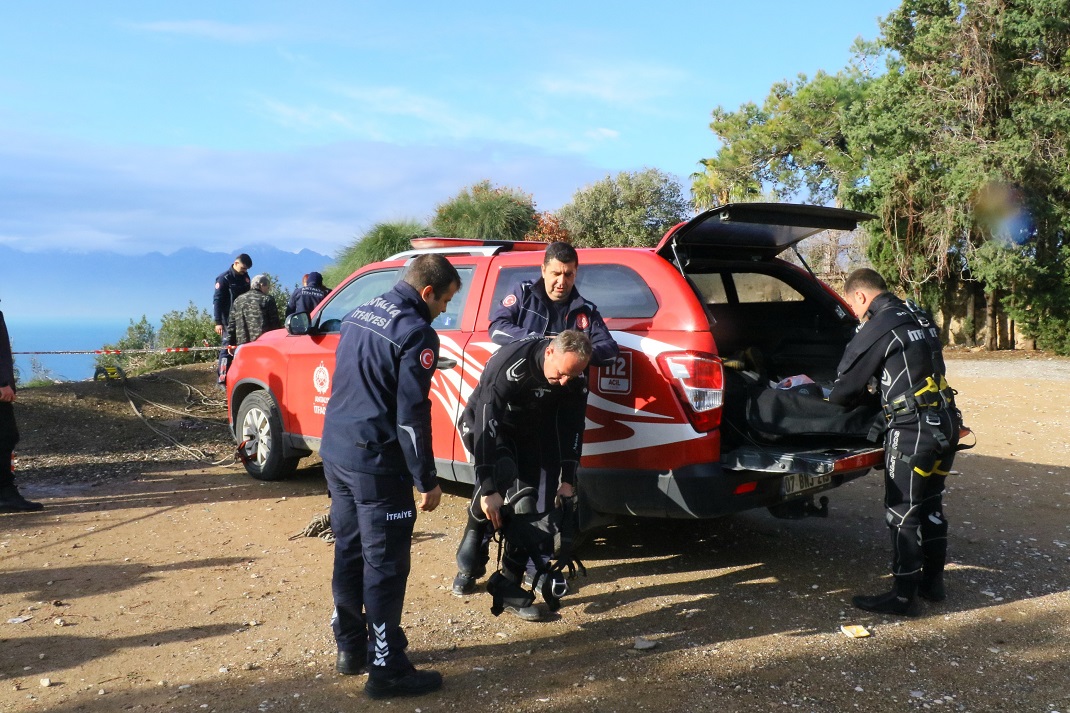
left=492, top=264, right=658, bottom=319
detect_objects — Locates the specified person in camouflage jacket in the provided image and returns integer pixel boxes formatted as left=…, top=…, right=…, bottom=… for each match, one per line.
left=227, top=274, right=281, bottom=348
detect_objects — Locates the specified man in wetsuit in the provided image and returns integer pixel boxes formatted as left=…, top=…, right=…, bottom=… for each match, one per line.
left=454, top=330, right=592, bottom=621
left=829, top=268, right=961, bottom=616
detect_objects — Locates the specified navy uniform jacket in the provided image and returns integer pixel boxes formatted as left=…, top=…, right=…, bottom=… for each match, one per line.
left=320, top=281, right=440, bottom=493
left=213, top=267, right=251, bottom=328
left=286, top=284, right=330, bottom=317
left=828, top=292, right=952, bottom=416
left=459, top=337, right=588, bottom=495
left=489, top=281, right=619, bottom=366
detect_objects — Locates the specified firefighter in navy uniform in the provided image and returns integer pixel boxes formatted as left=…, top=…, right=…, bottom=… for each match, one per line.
left=285, top=271, right=330, bottom=318
left=828, top=268, right=962, bottom=616
left=213, top=253, right=252, bottom=384
left=454, top=331, right=592, bottom=621
left=319, top=254, right=460, bottom=699
left=488, top=241, right=618, bottom=367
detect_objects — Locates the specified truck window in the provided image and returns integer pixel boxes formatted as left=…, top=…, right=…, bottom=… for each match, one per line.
left=691, top=272, right=803, bottom=305
left=732, top=273, right=804, bottom=303
left=431, top=266, right=474, bottom=330
left=492, top=264, right=658, bottom=319
left=316, top=269, right=400, bottom=332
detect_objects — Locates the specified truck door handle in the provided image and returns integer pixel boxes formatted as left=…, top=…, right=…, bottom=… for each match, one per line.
left=436, top=357, right=457, bottom=370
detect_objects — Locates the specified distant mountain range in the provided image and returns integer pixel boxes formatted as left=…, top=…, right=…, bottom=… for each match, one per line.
left=0, top=244, right=334, bottom=324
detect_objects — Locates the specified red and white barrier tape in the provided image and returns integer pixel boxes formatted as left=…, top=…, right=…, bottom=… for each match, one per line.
left=13, top=346, right=220, bottom=355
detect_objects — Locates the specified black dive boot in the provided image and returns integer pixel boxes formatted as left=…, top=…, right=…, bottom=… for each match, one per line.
left=852, top=577, right=921, bottom=617
left=918, top=567, right=946, bottom=602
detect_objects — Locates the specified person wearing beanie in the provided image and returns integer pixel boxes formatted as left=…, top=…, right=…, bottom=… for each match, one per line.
left=285, top=270, right=330, bottom=318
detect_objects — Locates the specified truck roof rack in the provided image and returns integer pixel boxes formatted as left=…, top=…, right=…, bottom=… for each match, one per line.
left=388, top=236, right=549, bottom=260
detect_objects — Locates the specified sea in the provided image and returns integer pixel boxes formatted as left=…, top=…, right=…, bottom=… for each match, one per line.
left=6, top=319, right=144, bottom=383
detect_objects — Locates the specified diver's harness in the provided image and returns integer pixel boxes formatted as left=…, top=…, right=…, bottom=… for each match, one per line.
left=868, top=373, right=960, bottom=451
left=485, top=487, right=586, bottom=616
left=856, top=299, right=973, bottom=461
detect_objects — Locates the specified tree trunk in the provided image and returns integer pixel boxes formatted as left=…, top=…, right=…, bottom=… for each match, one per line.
left=985, top=289, right=998, bottom=350
left=965, top=287, right=976, bottom=346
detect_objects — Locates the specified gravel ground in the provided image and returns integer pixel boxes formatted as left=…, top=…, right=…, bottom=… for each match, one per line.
left=1, top=353, right=1068, bottom=713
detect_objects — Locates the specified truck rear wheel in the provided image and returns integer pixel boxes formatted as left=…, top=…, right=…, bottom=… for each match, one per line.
left=236, top=391, right=300, bottom=481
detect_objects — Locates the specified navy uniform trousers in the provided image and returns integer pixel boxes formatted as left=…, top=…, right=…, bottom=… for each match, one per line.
left=324, top=460, right=416, bottom=673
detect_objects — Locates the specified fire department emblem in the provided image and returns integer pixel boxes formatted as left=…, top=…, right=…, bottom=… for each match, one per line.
left=576, top=313, right=590, bottom=330
left=313, top=362, right=330, bottom=394
left=420, top=349, right=435, bottom=369
left=502, top=294, right=517, bottom=307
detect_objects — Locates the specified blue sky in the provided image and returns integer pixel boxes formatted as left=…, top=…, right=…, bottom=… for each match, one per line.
left=0, top=1, right=899, bottom=257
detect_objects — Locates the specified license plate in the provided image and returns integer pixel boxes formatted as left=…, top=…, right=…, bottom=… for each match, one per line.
left=782, top=473, right=831, bottom=496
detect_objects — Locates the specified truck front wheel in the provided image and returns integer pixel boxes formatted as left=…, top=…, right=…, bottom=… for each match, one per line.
left=236, top=391, right=300, bottom=481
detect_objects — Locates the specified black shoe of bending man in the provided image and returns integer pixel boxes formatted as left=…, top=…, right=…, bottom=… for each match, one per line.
left=852, top=589, right=922, bottom=617
left=451, top=572, right=478, bottom=596
left=503, top=603, right=543, bottom=621
left=336, top=649, right=366, bottom=675
left=365, top=666, right=443, bottom=699
left=0, top=485, right=43, bottom=512
left=918, top=574, right=946, bottom=602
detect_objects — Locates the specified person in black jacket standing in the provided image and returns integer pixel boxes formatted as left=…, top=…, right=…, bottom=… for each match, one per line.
left=829, top=268, right=961, bottom=616
left=320, top=253, right=460, bottom=699
left=213, top=253, right=252, bottom=384
left=489, top=241, right=618, bottom=366
left=285, top=271, right=330, bottom=318
left=0, top=305, right=42, bottom=512
left=453, top=330, right=592, bottom=621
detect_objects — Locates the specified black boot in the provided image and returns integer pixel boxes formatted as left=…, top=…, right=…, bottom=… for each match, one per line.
left=0, top=485, right=43, bottom=512
left=336, top=649, right=366, bottom=675
left=852, top=578, right=921, bottom=617
left=918, top=568, right=946, bottom=602
left=365, top=666, right=442, bottom=699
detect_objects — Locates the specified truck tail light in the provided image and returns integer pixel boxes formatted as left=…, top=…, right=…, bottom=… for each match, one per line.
left=657, top=351, right=724, bottom=432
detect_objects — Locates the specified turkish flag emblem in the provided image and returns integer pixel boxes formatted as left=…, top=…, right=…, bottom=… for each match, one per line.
left=576, top=313, right=590, bottom=330
left=420, top=349, right=435, bottom=369
left=502, top=294, right=517, bottom=307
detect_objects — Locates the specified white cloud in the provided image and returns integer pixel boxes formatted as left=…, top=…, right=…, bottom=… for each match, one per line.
left=585, top=127, right=621, bottom=141
left=0, top=132, right=604, bottom=256
left=125, top=20, right=285, bottom=43
left=537, top=62, right=688, bottom=107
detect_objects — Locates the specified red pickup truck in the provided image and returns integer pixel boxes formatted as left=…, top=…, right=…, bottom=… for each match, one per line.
left=226, top=203, right=884, bottom=528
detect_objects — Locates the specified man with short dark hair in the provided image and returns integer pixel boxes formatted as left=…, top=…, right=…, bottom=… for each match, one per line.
left=320, top=253, right=461, bottom=699
left=829, top=267, right=961, bottom=616
left=489, top=241, right=618, bottom=366
left=454, top=330, right=593, bottom=621
left=227, top=274, right=281, bottom=348
left=213, top=253, right=253, bottom=384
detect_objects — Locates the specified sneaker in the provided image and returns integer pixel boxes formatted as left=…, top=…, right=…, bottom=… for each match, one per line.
left=336, top=649, right=366, bottom=675
left=451, top=572, right=477, bottom=596
left=365, top=667, right=442, bottom=699
left=0, top=485, right=43, bottom=513
left=503, top=603, right=543, bottom=622
left=918, top=575, right=946, bottom=602
left=852, top=589, right=921, bottom=617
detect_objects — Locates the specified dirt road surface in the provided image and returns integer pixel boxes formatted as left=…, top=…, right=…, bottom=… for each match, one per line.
left=1, top=352, right=1068, bottom=713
